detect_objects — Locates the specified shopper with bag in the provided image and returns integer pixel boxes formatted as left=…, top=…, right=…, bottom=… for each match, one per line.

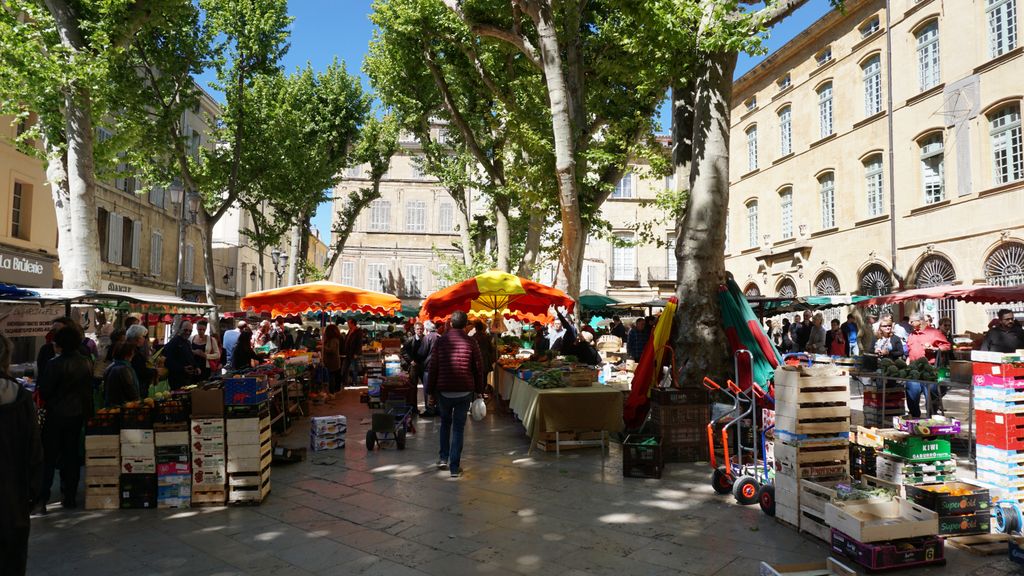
left=426, top=311, right=484, bottom=478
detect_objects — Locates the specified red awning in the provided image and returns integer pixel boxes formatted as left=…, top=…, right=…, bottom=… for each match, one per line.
left=860, top=284, right=1024, bottom=306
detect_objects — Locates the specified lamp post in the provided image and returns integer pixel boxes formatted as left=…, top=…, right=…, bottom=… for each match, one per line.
left=271, top=248, right=289, bottom=287
left=174, top=186, right=201, bottom=297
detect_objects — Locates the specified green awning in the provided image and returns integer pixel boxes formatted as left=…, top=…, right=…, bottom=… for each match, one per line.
left=578, top=290, right=621, bottom=310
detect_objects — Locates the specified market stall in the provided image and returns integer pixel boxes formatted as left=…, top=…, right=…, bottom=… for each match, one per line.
left=509, top=380, right=623, bottom=455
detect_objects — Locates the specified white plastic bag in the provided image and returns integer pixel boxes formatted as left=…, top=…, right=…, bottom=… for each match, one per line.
left=470, top=397, right=487, bottom=421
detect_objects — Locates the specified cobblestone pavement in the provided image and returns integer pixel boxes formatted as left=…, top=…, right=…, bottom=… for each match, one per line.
left=28, top=389, right=1021, bottom=576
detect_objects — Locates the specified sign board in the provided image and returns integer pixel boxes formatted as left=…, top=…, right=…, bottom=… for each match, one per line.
left=0, top=304, right=65, bottom=337
left=0, top=247, right=54, bottom=288
left=103, top=281, right=174, bottom=296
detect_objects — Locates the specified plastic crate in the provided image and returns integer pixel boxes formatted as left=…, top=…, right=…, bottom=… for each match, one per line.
left=831, top=529, right=944, bottom=571
left=656, top=423, right=704, bottom=446
left=649, top=387, right=695, bottom=406
left=223, top=378, right=269, bottom=406
left=154, top=399, right=190, bottom=423
left=904, top=482, right=991, bottom=516
left=119, top=473, right=157, bottom=509
left=622, top=434, right=662, bottom=479
left=121, top=406, right=153, bottom=429
left=86, top=410, right=121, bottom=435
left=650, top=403, right=708, bottom=426
left=662, top=442, right=708, bottom=463
left=882, top=435, right=951, bottom=463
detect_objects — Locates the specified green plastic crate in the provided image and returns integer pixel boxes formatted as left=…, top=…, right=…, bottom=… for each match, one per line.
left=882, top=435, right=951, bottom=463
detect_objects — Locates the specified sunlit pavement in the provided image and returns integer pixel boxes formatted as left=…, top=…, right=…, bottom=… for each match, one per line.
left=29, top=390, right=1020, bottom=576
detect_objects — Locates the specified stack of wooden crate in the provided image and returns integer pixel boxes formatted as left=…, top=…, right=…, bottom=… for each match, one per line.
left=190, top=417, right=227, bottom=506
left=649, top=388, right=708, bottom=463
left=226, top=403, right=272, bottom=505
left=773, top=366, right=851, bottom=541
left=155, top=427, right=191, bottom=509
left=120, top=428, right=157, bottom=509
left=84, top=432, right=120, bottom=510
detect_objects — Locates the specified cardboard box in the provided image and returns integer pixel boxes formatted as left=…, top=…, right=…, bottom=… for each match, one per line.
left=121, top=456, right=156, bottom=474
left=120, top=429, right=154, bottom=444
left=155, top=431, right=190, bottom=446
left=311, top=437, right=345, bottom=451
left=191, top=453, right=226, bottom=472
left=192, top=467, right=227, bottom=487
left=310, top=415, right=347, bottom=435
left=191, top=439, right=225, bottom=454
left=157, top=462, right=191, bottom=476
left=190, top=418, right=225, bottom=437
left=120, top=442, right=155, bottom=459
left=157, top=496, right=191, bottom=509
left=226, top=416, right=271, bottom=434
left=191, top=388, right=224, bottom=417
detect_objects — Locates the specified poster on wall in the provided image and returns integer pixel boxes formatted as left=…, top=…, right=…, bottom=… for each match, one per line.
left=0, top=304, right=65, bottom=337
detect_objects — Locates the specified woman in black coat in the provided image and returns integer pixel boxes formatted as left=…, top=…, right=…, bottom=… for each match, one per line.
left=0, top=334, right=43, bottom=575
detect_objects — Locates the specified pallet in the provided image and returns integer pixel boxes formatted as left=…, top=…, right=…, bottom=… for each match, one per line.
left=84, top=489, right=119, bottom=510
left=228, top=478, right=271, bottom=505
left=946, top=533, right=1011, bottom=556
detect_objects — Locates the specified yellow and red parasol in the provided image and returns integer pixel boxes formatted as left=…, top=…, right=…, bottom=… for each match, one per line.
left=419, top=270, right=574, bottom=323
left=240, top=281, right=401, bottom=319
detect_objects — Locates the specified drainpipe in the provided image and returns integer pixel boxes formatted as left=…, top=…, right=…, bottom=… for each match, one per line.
left=884, top=0, right=899, bottom=289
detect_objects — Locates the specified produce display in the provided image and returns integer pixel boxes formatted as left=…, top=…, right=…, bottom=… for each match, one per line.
left=878, top=358, right=939, bottom=381
left=529, top=370, right=567, bottom=389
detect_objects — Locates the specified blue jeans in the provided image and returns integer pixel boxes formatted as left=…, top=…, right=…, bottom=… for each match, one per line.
left=438, top=393, right=472, bottom=472
left=905, top=381, right=939, bottom=418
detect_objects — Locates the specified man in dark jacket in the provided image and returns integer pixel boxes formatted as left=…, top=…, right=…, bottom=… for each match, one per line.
left=981, top=309, right=1024, bottom=353
left=426, top=311, right=483, bottom=478
left=1, top=333, right=43, bottom=575
left=126, top=324, right=155, bottom=398
left=163, top=320, right=197, bottom=390
left=103, top=343, right=141, bottom=407
left=610, top=316, right=627, bottom=340
left=342, top=318, right=364, bottom=388
left=38, top=325, right=94, bottom=511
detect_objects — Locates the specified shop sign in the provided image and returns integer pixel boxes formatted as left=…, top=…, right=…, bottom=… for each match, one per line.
left=103, top=281, right=174, bottom=296
left=0, top=247, right=54, bottom=288
left=0, top=304, right=65, bottom=337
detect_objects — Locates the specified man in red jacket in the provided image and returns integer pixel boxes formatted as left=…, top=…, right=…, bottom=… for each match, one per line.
left=905, top=313, right=951, bottom=417
left=426, top=311, right=484, bottom=478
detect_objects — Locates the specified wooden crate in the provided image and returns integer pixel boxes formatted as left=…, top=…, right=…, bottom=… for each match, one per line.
left=825, top=497, right=938, bottom=543
left=799, top=505, right=831, bottom=542
left=776, top=413, right=850, bottom=436
left=228, top=478, right=271, bottom=505
left=190, top=489, right=226, bottom=507
left=775, top=442, right=849, bottom=480
left=85, top=435, right=120, bottom=458
left=84, top=487, right=119, bottom=510
left=774, top=367, right=850, bottom=415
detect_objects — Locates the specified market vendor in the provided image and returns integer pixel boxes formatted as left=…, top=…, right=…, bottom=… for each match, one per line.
left=980, top=308, right=1024, bottom=353
left=530, top=321, right=549, bottom=358
left=563, top=331, right=602, bottom=366
left=905, top=313, right=951, bottom=418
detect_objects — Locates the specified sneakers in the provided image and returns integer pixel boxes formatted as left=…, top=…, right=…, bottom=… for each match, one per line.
left=450, top=468, right=462, bottom=478
left=437, top=460, right=448, bottom=470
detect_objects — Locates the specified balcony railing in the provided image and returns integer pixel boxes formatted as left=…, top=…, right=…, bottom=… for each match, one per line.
left=647, top=267, right=678, bottom=283
left=609, top=269, right=640, bottom=283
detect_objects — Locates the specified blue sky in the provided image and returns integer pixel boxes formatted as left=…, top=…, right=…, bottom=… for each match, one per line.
left=198, top=0, right=834, bottom=244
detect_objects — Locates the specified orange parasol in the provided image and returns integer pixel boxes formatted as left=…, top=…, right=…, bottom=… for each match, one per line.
left=419, top=270, right=574, bottom=323
left=240, top=281, right=401, bottom=319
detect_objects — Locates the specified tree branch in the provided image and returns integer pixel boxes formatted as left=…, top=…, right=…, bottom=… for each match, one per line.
left=755, top=0, right=811, bottom=28
left=111, top=0, right=157, bottom=50
left=423, top=48, right=505, bottom=187
left=459, top=41, right=519, bottom=115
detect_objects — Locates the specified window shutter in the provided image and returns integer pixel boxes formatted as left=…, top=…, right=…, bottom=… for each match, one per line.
left=150, top=233, right=162, bottom=276
left=108, top=212, right=123, bottom=264
left=131, top=220, right=142, bottom=269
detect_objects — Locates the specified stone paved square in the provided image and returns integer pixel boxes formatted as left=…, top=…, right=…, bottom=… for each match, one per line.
left=28, top=390, right=1020, bottom=576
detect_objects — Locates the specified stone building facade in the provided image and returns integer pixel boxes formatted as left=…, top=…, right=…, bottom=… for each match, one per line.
left=724, top=0, right=1024, bottom=331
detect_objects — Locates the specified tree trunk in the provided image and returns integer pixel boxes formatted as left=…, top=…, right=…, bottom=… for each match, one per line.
left=286, top=211, right=303, bottom=285
left=673, top=50, right=737, bottom=389
left=257, top=246, right=267, bottom=291
left=494, top=197, right=510, bottom=272
left=43, top=136, right=73, bottom=284
left=532, top=7, right=584, bottom=299
left=517, top=210, right=544, bottom=278
left=200, top=212, right=219, bottom=333
left=456, top=187, right=473, bottom=266
left=63, top=85, right=102, bottom=289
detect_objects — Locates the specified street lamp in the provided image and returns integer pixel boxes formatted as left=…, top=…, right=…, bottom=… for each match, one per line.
left=186, top=191, right=201, bottom=224
left=249, top=267, right=257, bottom=282
left=271, top=249, right=289, bottom=286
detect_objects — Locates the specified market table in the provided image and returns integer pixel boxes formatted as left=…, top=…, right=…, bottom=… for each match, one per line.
left=498, top=368, right=517, bottom=401
left=509, top=382, right=624, bottom=455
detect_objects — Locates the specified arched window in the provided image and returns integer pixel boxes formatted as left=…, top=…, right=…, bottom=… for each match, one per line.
left=818, top=82, right=834, bottom=138
left=744, top=284, right=762, bottom=297
left=746, top=125, right=759, bottom=171
left=862, top=55, right=882, bottom=116
left=860, top=265, right=893, bottom=296
left=915, top=255, right=958, bottom=331
left=920, top=133, right=945, bottom=204
left=779, top=187, right=793, bottom=239
left=778, top=106, right=792, bottom=156
left=989, top=104, right=1023, bottom=185
left=777, top=278, right=798, bottom=298
left=746, top=201, right=759, bottom=248
left=815, top=272, right=841, bottom=295
left=987, top=0, right=1018, bottom=58
left=915, top=20, right=940, bottom=91
left=864, top=154, right=885, bottom=217
left=986, top=242, right=1024, bottom=286
left=818, top=172, right=835, bottom=229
